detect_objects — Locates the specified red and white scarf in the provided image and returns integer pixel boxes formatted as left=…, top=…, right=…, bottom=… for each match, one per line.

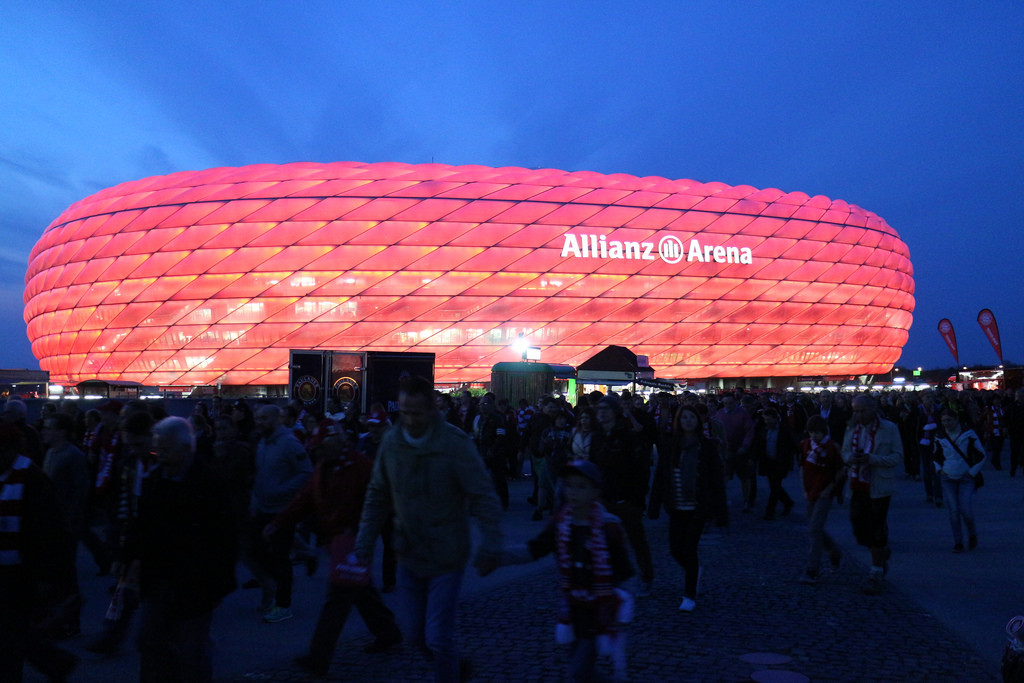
left=805, top=434, right=831, bottom=466
left=0, top=454, right=32, bottom=566
left=554, top=500, right=620, bottom=636
left=555, top=501, right=614, bottom=602
left=848, top=420, right=878, bottom=491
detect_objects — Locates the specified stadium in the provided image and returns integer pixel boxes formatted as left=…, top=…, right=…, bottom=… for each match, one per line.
left=24, top=161, right=914, bottom=388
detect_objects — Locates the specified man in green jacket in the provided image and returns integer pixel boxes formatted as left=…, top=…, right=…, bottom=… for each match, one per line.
left=355, top=376, right=503, bottom=682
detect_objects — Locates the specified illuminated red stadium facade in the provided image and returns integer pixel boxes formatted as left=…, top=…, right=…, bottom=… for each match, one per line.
left=25, top=161, right=914, bottom=387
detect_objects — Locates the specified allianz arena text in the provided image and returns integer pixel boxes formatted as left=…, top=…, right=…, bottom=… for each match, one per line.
left=24, top=161, right=914, bottom=386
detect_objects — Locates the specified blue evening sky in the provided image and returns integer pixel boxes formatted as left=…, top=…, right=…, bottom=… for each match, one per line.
left=1, top=1, right=1021, bottom=373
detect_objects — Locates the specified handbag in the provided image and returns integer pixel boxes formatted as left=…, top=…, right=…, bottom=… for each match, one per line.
left=947, top=435, right=985, bottom=490
left=327, top=533, right=371, bottom=587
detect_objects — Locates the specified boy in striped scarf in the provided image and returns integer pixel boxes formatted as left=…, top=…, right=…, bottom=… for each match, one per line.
left=500, top=460, right=635, bottom=681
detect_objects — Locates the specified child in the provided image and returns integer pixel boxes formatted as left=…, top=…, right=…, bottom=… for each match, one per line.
left=503, top=460, right=634, bottom=682
left=798, top=415, right=846, bottom=584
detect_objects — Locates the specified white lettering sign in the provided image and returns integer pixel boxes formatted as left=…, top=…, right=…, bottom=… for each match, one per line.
left=560, top=233, right=753, bottom=265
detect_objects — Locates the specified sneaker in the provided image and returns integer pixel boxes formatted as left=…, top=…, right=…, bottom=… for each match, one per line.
left=636, top=580, right=652, bottom=598
left=968, top=535, right=978, bottom=550
left=679, top=596, right=696, bottom=612
left=263, top=605, right=294, bottom=623
left=798, top=571, right=818, bottom=585
left=952, top=543, right=965, bottom=554
left=293, top=654, right=328, bottom=677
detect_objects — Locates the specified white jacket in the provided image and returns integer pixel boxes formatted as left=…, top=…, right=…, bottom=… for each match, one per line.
left=934, top=428, right=986, bottom=480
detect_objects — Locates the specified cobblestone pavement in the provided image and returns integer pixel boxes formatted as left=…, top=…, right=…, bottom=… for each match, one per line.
left=32, top=476, right=1015, bottom=683
left=230, top=497, right=998, bottom=683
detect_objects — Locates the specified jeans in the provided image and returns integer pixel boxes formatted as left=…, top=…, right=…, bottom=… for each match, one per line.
left=568, top=636, right=597, bottom=682
left=987, top=437, right=1004, bottom=469
left=307, top=583, right=401, bottom=671
left=606, top=500, right=654, bottom=584
left=806, top=495, right=840, bottom=573
left=940, top=476, right=977, bottom=545
left=0, top=603, right=78, bottom=683
left=920, top=445, right=942, bottom=502
left=668, top=510, right=704, bottom=597
left=250, top=513, right=293, bottom=608
left=398, top=564, right=464, bottom=683
left=138, top=587, right=214, bottom=683
left=762, top=460, right=793, bottom=516
left=1011, top=436, right=1024, bottom=475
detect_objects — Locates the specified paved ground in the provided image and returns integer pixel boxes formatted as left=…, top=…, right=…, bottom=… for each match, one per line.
left=27, top=456, right=1024, bottom=682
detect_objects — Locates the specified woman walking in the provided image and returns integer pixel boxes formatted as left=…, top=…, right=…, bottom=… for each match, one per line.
left=648, top=405, right=728, bottom=612
left=933, top=407, right=986, bottom=553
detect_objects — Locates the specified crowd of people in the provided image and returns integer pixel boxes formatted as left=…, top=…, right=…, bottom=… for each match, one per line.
left=0, top=381, right=1021, bottom=681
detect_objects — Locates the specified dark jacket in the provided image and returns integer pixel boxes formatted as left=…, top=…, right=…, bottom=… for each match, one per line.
left=0, top=460, right=68, bottom=610
left=133, top=459, right=237, bottom=619
left=590, top=417, right=650, bottom=508
left=752, top=422, right=797, bottom=476
left=473, top=411, right=510, bottom=467
left=649, top=435, right=728, bottom=525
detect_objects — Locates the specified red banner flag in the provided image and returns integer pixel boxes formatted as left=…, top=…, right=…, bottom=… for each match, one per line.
left=938, top=319, right=959, bottom=365
left=977, top=309, right=1003, bottom=363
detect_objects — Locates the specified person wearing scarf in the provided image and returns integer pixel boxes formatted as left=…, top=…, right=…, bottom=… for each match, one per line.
left=268, top=424, right=401, bottom=677
left=501, top=460, right=634, bottom=682
left=842, top=394, right=904, bottom=596
left=798, top=415, right=846, bottom=584
left=932, top=407, right=986, bottom=553
left=0, top=423, right=78, bottom=680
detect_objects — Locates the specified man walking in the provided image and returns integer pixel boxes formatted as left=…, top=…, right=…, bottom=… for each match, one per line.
left=130, top=417, right=237, bottom=682
left=715, top=394, right=755, bottom=511
left=355, top=376, right=503, bottom=682
left=591, top=394, right=655, bottom=596
left=842, top=394, right=903, bottom=595
left=40, top=413, right=91, bottom=639
left=251, top=404, right=313, bottom=623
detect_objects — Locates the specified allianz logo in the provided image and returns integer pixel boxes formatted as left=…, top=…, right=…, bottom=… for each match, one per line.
left=560, top=232, right=754, bottom=265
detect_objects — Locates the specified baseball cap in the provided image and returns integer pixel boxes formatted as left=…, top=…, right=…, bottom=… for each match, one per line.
left=560, top=459, right=602, bottom=487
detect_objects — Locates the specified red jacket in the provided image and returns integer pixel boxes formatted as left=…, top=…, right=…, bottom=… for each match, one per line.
left=273, top=448, right=373, bottom=542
